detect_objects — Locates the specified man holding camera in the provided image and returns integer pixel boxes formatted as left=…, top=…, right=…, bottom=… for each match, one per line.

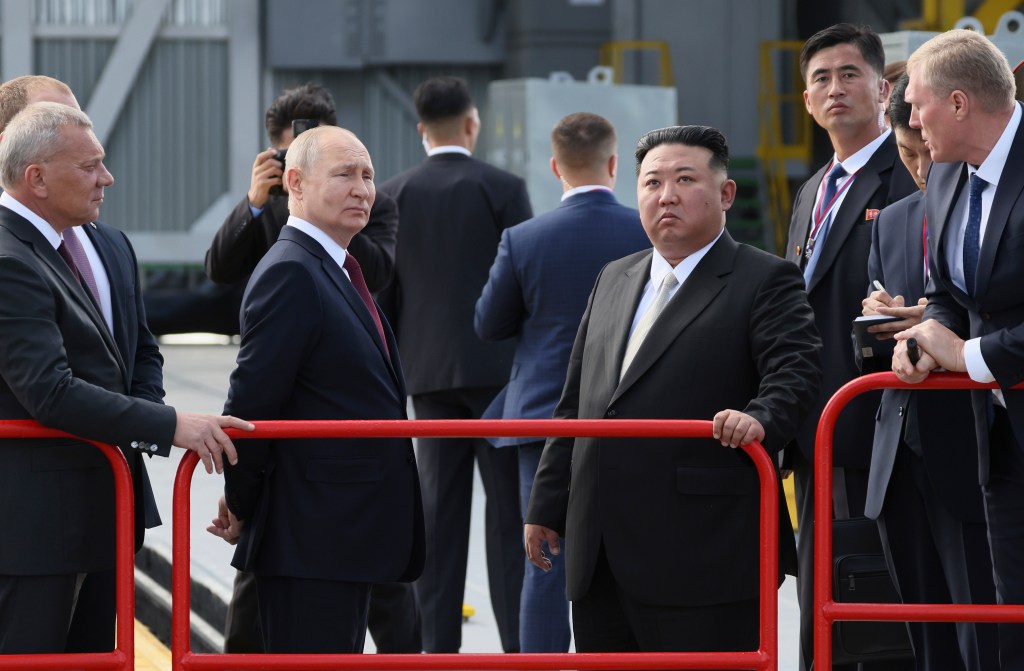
left=205, top=82, right=416, bottom=654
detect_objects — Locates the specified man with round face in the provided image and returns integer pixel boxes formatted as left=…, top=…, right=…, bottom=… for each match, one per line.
left=784, top=23, right=919, bottom=671
left=524, top=125, right=820, bottom=656
left=215, top=125, right=425, bottom=655
left=897, top=28, right=1024, bottom=670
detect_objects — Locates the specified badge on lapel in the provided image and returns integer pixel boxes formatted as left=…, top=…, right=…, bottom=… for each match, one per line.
left=865, top=209, right=880, bottom=221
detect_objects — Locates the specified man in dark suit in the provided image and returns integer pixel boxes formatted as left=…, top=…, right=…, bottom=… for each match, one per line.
left=378, top=76, right=532, bottom=653
left=209, top=126, right=424, bottom=654
left=897, top=29, right=1024, bottom=669
left=0, top=102, right=251, bottom=654
left=474, top=112, right=650, bottom=652
left=861, top=74, right=997, bottom=671
left=525, top=125, right=821, bottom=654
left=204, top=82, right=417, bottom=655
left=784, top=24, right=917, bottom=670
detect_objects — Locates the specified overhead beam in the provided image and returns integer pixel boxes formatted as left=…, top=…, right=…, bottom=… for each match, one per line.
left=1, top=0, right=33, bottom=81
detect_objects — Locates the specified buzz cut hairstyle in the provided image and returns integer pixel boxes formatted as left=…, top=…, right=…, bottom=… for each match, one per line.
left=551, top=112, right=617, bottom=173
left=634, top=125, right=729, bottom=176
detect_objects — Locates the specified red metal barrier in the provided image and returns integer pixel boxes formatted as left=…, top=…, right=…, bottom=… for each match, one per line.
left=0, top=420, right=135, bottom=671
left=813, top=372, right=1024, bottom=670
left=172, top=418, right=781, bottom=670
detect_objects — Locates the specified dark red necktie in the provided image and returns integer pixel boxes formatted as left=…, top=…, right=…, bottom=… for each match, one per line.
left=343, top=252, right=389, bottom=356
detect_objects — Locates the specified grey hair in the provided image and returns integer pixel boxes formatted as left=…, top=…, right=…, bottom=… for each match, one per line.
left=0, top=101, right=94, bottom=190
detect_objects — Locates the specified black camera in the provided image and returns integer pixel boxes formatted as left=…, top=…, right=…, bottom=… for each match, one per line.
left=268, top=118, right=319, bottom=196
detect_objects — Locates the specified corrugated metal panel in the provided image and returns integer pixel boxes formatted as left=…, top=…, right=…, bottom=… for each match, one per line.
left=270, top=65, right=502, bottom=183
left=33, top=0, right=226, bottom=27
left=33, top=38, right=114, bottom=101
left=97, top=40, right=229, bottom=233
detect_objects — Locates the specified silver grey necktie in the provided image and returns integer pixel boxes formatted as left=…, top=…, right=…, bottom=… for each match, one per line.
left=620, top=272, right=679, bottom=379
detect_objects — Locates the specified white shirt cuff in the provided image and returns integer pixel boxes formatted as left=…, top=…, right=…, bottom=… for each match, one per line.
left=963, top=337, right=995, bottom=383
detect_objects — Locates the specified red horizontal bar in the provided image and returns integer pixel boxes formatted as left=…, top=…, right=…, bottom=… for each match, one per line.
left=0, top=651, right=127, bottom=670
left=824, top=602, right=1024, bottom=623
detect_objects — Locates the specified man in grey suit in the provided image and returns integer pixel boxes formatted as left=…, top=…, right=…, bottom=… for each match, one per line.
left=525, top=125, right=821, bottom=653
left=0, top=102, right=252, bottom=654
left=898, top=29, right=1024, bottom=669
left=379, top=76, right=532, bottom=653
left=475, top=112, right=650, bottom=652
left=861, top=73, right=997, bottom=671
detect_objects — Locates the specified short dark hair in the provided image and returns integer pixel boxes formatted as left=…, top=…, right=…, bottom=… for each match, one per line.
left=265, top=83, right=337, bottom=144
left=888, top=73, right=912, bottom=131
left=635, top=125, right=729, bottom=176
left=800, top=23, right=885, bottom=81
left=413, top=76, right=473, bottom=123
left=551, top=112, right=616, bottom=173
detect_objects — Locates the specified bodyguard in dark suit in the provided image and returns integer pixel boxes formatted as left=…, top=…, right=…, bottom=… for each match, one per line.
left=211, top=126, right=424, bottom=654
left=378, top=76, right=532, bottom=653
left=475, top=112, right=650, bottom=652
left=0, top=102, right=250, bottom=654
left=784, top=24, right=917, bottom=670
left=526, top=125, right=821, bottom=654
left=204, top=82, right=416, bottom=655
left=898, top=30, right=1024, bottom=669
left=861, top=75, right=997, bottom=671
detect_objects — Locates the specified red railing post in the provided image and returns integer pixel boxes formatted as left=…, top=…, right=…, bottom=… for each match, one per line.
left=172, top=418, right=781, bottom=671
left=0, top=420, right=134, bottom=671
left=813, top=372, right=1024, bottom=670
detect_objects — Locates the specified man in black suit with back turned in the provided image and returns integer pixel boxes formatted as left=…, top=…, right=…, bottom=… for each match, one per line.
left=784, top=23, right=917, bottom=671
left=204, top=82, right=418, bottom=655
left=525, top=125, right=821, bottom=654
left=379, top=76, right=532, bottom=654
left=209, top=126, right=424, bottom=654
left=897, top=29, right=1024, bottom=669
left=0, top=102, right=251, bottom=654
left=861, top=73, right=997, bottom=671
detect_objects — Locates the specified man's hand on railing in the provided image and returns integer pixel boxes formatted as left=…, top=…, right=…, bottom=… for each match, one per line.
left=713, top=409, right=765, bottom=448
left=524, top=523, right=560, bottom=571
left=207, top=495, right=244, bottom=545
left=173, top=413, right=254, bottom=474
left=893, top=318, right=966, bottom=383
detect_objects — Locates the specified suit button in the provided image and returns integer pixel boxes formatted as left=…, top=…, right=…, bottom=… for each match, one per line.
left=150, top=444, right=159, bottom=452
left=607, top=409, right=617, bottom=417
left=898, top=406, right=904, bottom=417
left=130, top=441, right=139, bottom=449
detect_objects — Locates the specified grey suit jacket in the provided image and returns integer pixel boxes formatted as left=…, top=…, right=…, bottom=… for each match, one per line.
left=526, top=231, right=821, bottom=608
left=0, top=206, right=176, bottom=575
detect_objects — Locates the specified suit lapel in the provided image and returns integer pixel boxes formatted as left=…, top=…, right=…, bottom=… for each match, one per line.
left=603, top=253, right=651, bottom=392
left=613, top=234, right=734, bottom=402
left=82, top=223, right=129, bottom=355
left=928, top=162, right=971, bottom=306
left=787, top=164, right=828, bottom=264
left=903, top=194, right=926, bottom=299
left=977, top=115, right=1024, bottom=299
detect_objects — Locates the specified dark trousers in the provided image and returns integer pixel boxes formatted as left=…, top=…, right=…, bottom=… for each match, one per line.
left=256, top=575, right=371, bottom=654
left=573, top=545, right=757, bottom=659
left=983, top=406, right=1024, bottom=670
left=794, top=450, right=914, bottom=671
left=518, top=442, right=570, bottom=652
left=223, top=570, right=422, bottom=653
left=0, top=569, right=114, bottom=653
left=878, top=444, right=998, bottom=671
left=412, top=387, right=523, bottom=653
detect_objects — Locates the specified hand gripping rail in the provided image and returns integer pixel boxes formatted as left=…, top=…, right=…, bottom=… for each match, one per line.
left=814, top=372, right=1024, bottom=670
left=0, top=420, right=135, bottom=671
left=172, top=418, right=781, bottom=671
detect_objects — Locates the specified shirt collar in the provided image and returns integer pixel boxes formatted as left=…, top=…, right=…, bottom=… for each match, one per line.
left=427, top=145, right=472, bottom=157
left=831, top=128, right=891, bottom=175
left=286, top=216, right=348, bottom=271
left=0, top=191, right=63, bottom=249
left=974, top=102, right=1022, bottom=186
left=561, top=185, right=612, bottom=201
left=649, top=228, right=724, bottom=284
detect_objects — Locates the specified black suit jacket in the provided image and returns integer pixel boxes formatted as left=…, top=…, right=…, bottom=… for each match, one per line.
left=0, top=206, right=176, bottom=575
left=785, top=133, right=917, bottom=468
left=205, top=192, right=398, bottom=293
left=923, top=112, right=1024, bottom=484
left=378, top=153, right=533, bottom=395
left=526, top=232, right=822, bottom=607
left=224, top=226, right=424, bottom=583
left=863, top=192, right=984, bottom=522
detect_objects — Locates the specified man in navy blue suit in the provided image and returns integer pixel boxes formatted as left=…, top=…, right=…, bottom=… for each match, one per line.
left=212, top=126, right=424, bottom=653
left=475, top=112, right=650, bottom=652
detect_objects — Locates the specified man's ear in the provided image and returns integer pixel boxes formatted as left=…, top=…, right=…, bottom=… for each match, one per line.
left=608, top=153, right=617, bottom=179
left=285, top=166, right=302, bottom=197
left=879, top=77, right=891, bottom=104
left=25, top=164, right=47, bottom=198
left=550, top=157, right=561, bottom=181
left=416, top=121, right=426, bottom=141
left=951, top=89, right=969, bottom=119
left=720, top=178, right=737, bottom=210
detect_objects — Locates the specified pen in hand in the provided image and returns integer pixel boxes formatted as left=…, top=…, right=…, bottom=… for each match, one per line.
left=872, top=280, right=886, bottom=293
left=906, top=337, right=921, bottom=366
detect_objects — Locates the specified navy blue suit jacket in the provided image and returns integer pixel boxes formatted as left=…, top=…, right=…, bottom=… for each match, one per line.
left=863, top=192, right=983, bottom=522
left=224, top=226, right=425, bottom=583
left=474, top=189, right=650, bottom=446
left=923, top=108, right=1024, bottom=484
